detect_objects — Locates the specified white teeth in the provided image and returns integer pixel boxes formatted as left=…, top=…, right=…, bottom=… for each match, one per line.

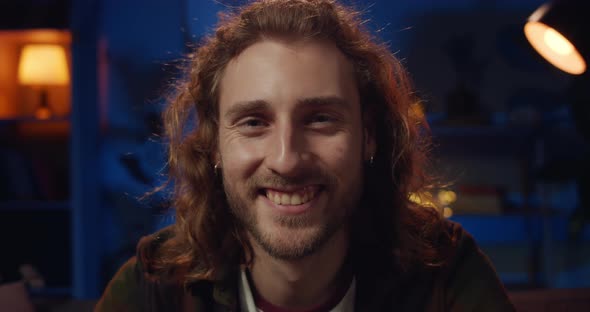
left=281, top=193, right=290, bottom=205
left=265, top=187, right=317, bottom=206
left=290, top=194, right=302, bottom=205
left=302, top=192, right=309, bottom=203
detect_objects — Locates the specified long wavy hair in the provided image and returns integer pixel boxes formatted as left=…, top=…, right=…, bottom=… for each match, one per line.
left=142, top=0, right=452, bottom=284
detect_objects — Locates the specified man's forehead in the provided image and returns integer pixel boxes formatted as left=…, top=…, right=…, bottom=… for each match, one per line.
left=218, top=38, right=359, bottom=113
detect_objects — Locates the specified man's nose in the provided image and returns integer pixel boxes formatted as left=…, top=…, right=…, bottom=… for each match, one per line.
left=265, top=123, right=309, bottom=176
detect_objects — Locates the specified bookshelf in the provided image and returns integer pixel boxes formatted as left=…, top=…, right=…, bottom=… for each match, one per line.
left=0, top=29, right=72, bottom=296
left=431, top=123, right=589, bottom=288
left=0, top=117, right=72, bottom=292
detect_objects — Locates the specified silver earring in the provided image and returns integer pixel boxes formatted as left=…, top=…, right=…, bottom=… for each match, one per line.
left=214, top=162, right=221, bottom=175
left=369, top=156, right=374, bottom=165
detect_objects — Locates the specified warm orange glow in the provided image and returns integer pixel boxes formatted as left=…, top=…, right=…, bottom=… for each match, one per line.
left=18, top=44, right=70, bottom=85
left=437, top=190, right=457, bottom=205
left=524, top=22, right=586, bottom=75
left=543, top=28, right=574, bottom=55
left=0, top=29, right=70, bottom=44
left=35, top=106, right=52, bottom=120
left=0, top=93, right=11, bottom=118
left=410, top=101, right=425, bottom=120
left=443, top=207, right=453, bottom=218
left=17, top=119, right=70, bottom=137
left=408, top=192, right=436, bottom=208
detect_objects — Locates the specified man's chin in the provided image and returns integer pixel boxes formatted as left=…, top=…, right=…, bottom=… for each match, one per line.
left=250, top=225, right=336, bottom=260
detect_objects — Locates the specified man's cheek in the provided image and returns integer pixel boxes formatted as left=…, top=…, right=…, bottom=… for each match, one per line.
left=222, top=143, right=262, bottom=175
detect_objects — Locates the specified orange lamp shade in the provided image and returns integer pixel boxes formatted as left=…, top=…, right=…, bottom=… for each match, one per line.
left=18, top=44, right=70, bottom=86
left=524, top=1, right=589, bottom=75
left=525, top=21, right=586, bottom=75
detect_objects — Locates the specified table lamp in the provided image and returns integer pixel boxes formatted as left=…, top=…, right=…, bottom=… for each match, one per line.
left=524, top=0, right=589, bottom=75
left=17, top=44, right=70, bottom=119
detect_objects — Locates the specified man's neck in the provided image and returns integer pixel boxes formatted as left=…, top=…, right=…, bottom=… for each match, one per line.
left=248, top=228, right=350, bottom=310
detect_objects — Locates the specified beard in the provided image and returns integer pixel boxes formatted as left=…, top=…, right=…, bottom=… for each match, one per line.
left=222, top=167, right=361, bottom=261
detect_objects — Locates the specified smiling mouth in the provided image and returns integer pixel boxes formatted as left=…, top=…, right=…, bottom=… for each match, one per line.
left=262, top=186, right=320, bottom=206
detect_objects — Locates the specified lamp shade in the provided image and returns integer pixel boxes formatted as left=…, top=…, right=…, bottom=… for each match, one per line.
left=18, top=44, right=70, bottom=85
left=524, top=0, right=589, bottom=75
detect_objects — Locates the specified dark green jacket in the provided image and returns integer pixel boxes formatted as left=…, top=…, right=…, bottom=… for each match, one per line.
left=95, top=222, right=515, bottom=311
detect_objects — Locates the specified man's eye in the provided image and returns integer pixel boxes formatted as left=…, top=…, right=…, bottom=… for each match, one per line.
left=309, top=114, right=335, bottom=124
left=239, top=118, right=266, bottom=128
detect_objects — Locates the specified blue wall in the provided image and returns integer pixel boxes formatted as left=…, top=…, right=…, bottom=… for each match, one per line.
left=78, top=0, right=589, bottom=298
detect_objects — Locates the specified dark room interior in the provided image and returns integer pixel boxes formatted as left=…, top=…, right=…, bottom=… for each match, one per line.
left=0, top=0, right=589, bottom=311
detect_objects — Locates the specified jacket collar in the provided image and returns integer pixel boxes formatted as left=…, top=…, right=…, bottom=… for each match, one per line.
left=205, top=244, right=402, bottom=311
left=211, top=263, right=240, bottom=311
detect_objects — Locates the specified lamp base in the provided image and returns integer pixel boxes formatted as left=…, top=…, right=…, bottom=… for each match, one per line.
left=34, top=89, right=52, bottom=120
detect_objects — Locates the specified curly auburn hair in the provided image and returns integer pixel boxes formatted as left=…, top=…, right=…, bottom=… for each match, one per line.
left=143, top=0, right=451, bottom=284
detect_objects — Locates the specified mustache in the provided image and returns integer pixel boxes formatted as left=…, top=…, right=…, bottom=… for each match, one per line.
left=245, top=167, right=337, bottom=191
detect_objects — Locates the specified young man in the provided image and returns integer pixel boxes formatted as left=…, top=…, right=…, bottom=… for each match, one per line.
left=96, top=1, right=515, bottom=311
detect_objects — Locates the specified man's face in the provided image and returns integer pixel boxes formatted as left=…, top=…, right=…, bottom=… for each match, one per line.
left=217, top=38, right=369, bottom=260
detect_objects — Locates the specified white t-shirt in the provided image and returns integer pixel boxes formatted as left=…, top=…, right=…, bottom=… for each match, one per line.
left=238, top=269, right=356, bottom=312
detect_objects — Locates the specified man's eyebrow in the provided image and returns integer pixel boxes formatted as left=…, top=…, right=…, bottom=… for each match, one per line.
left=223, top=96, right=351, bottom=120
left=297, top=96, right=351, bottom=110
left=223, top=99, right=270, bottom=120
